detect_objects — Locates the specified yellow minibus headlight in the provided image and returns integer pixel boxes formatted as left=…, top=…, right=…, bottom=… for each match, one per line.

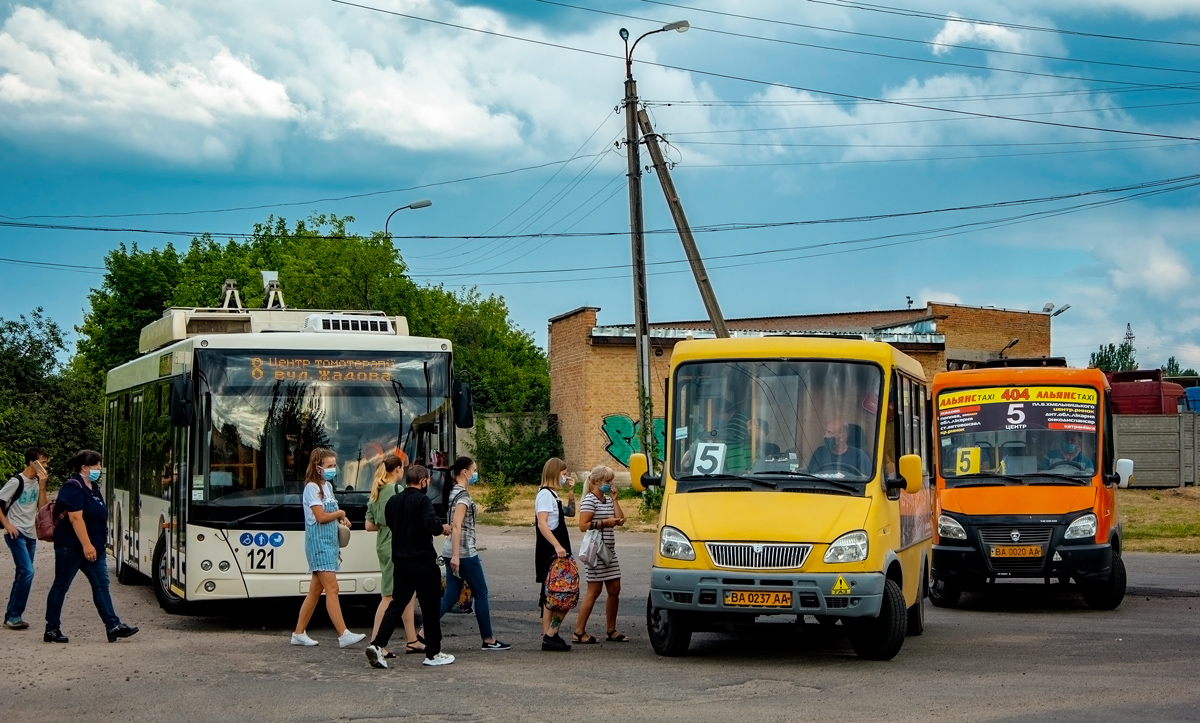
left=823, top=530, right=868, bottom=563
left=659, top=526, right=696, bottom=561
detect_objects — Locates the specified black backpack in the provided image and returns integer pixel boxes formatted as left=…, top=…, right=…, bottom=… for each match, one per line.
left=0, top=474, right=24, bottom=516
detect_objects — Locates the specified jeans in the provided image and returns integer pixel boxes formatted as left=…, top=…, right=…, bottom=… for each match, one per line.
left=440, top=555, right=493, bottom=641
left=4, top=534, right=36, bottom=621
left=372, top=557, right=442, bottom=659
left=45, top=546, right=120, bottom=632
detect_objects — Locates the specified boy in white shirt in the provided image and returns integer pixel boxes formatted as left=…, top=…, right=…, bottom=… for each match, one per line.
left=1, top=447, right=49, bottom=630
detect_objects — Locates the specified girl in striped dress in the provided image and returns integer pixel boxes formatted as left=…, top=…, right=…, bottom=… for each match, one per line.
left=572, top=465, right=628, bottom=644
left=291, top=448, right=365, bottom=649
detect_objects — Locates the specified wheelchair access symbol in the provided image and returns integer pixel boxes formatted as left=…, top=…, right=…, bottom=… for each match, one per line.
left=239, top=533, right=254, bottom=547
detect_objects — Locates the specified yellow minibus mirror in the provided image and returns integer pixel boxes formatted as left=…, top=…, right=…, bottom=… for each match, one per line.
left=630, top=453, right=649, bottom=492
left=1115, top=458, right=1134, bottom=489
left=899, top=454, right=923, bottom=495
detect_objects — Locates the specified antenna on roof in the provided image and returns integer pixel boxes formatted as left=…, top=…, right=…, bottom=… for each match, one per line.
left=219, top=279, right=243, bottom=310
left=906, top=295, right=913, bottom=309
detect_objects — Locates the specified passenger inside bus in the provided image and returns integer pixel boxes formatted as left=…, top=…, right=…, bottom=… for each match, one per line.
left=806, top=419, right=871, bottom=476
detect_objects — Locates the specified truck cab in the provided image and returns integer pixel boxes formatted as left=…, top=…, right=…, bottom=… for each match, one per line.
left=632, top=337, right=933, bottom=661
left=930, top=365, right=1134, bottom=610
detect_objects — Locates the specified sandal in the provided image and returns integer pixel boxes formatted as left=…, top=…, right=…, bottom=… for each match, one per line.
left=605, top=630, right=630, bottom=642
left=571, top=632, right=600, bottom=644
left=405, top=642, right=426, bottom=655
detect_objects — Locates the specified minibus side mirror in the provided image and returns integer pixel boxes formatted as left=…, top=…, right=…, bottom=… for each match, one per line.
left=629, top=453, right=661, bottom=492
left=452, top=380, right=475, bottom=430
left=899, top=454, right=924, bottom=495
left=169, top=377, right=195, bottom=427
left=1115, top=458, right=1134, bottom=489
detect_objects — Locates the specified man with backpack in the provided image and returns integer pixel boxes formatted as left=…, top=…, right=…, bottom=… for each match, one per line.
left=1, top=447, right=50, bottom=631
left=366, top=464, right=454, bottom=669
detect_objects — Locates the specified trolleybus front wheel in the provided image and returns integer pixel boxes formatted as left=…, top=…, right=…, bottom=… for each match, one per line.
left=153, top=536, right=189, bottom=614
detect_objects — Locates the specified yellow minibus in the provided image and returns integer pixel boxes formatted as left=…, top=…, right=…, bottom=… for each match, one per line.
left=632, top=336, right=932, bottom=660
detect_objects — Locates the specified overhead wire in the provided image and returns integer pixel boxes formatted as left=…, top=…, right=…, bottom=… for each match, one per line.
left=540, top=1, right=1200, bottom=92
left=637, top=0, right=1200, bottom=71
left=806, top=0, right=1200, bottom=50
left=327, top=0, right=1200, bottom=144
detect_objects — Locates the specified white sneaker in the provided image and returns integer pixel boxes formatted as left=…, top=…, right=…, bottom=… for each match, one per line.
left=422, top=652, right=455, bottom=667
left=365, top=645, right=387, bottom=669
left=290, top=632, right=318, bottom=647
left=338, top=630, right=366, bottom=648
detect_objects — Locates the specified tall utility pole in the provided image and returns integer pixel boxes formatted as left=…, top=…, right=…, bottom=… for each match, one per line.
left=638, top=109, right=729, bottom=338
left=621, top=21, right=687, bottom=465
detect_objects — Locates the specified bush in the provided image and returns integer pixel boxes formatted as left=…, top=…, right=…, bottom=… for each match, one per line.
left=479, top=472, right=518, bottom=512
left=470, top=414, right=563, bottom=487
left=641, top=485, right=664, bottom=512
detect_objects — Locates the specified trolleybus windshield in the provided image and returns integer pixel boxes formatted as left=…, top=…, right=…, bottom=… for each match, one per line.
left=194, top=350, right=451, bottom=513
left=671, top=360, right=882, bottom=489
left=937, top=385, right=1100, bottom=485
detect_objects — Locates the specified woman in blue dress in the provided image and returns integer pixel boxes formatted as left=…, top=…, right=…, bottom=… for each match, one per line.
left=291, top=448, right=365, bottom=648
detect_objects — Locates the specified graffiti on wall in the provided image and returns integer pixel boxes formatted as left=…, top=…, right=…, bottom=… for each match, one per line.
left=601, top=414, right=666, bottom=467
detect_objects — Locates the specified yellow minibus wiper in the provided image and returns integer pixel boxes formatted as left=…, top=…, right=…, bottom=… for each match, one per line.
left=760, top=471, right=859, bottom=494
left=677, top=474, right=778, bottom=489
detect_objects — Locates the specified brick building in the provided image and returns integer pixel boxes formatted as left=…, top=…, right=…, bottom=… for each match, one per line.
left=548, top=303, right=1051, bottom=476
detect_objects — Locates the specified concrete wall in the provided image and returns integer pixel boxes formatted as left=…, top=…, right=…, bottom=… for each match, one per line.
left=1113, top=413, right=1199, bottom=488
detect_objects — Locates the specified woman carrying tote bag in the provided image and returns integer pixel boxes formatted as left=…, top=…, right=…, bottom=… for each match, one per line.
left=572, top=465, right=627, bottom=645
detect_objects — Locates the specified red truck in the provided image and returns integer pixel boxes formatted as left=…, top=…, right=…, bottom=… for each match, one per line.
left=1107, top=370, right=1185, bottom=414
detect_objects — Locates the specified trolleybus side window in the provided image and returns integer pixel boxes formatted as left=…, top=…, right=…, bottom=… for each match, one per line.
left=141, top=381, right=174, bottom=500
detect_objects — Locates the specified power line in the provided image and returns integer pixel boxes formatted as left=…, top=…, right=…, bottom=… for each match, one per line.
left=0, top=153, right=610, bottom=221
left=638, top=0, right=1200, bottom=71
left=542, top=1, right=1200, bottom=92
left=328, top=0, right=1200, bottom=144
left=0, top=257, right=104, bottom=275
left=807, top=0, right=1200, bottom=50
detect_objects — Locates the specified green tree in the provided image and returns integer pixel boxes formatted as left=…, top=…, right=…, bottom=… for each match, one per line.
left=1089, top=341, right=1137, bottom=372
left=74, top=215, right=549, bottom=414
left=0, top=309, right=102, bottom=479
left=1161, top=356, right=1198, bottom=377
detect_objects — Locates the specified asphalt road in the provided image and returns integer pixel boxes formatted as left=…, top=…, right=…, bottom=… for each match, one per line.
left=1, top=528, right=1198, bottom=722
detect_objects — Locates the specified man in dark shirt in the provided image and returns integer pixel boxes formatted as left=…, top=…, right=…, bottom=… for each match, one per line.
left=806, top=419, right=872, bottom=477
left=367, top=465, right=452, bottom=669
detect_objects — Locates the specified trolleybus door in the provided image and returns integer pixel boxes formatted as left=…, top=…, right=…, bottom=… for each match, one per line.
left=170, top=425, right=187, bottom=594
left=129, top=391, right=144, bottom=566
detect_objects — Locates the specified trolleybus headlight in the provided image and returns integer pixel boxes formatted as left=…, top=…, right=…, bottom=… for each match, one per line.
left=938, top=515, right=967, bottom=541
left=219, top=561, right=230, bottom=572
left=204, top=581, right=216, bottom=592
left=824, top=531, right=868, bottom=563
left=1064, top=513, right=1097, bottom=540
left=200, top=560, right=212, bottom=571
left=659, top=526, right=696, bottom=561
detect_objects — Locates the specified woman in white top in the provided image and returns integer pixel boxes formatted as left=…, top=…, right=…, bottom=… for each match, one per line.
left=291, top=448, right=365, bottom=649
left=573, top=465, right=627, bottom=644
left=534, top=457, right=575, bottom=651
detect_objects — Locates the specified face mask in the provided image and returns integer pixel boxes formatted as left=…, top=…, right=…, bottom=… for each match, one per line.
left=560, top=474, right=568, bottom=486
left=88, top=469, right=102, bottom=482
left=1063, top=443, right=1078, bottom=454
left=823, top=436, right=837, bottom=451
left=322, top=467, right=337, bottom=482
left=468, top=472, right=478, bottom=485
left=600, top=484, right=612, bottom=494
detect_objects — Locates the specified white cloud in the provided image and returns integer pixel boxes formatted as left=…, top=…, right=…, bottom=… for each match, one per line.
left=930, top=13, right=1027, bottom=55
left=919, top=289, right=962, bottom=305
left=1105, top=236, right=1191, bottom=297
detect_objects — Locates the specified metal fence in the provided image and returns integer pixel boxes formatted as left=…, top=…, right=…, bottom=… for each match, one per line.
left=1113, top=412, right=1198, bottom=488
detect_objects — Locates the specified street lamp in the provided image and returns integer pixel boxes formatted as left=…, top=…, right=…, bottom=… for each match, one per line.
left=620, top=21, right=688, bottom=468
left=384, top=199, right=433, bottom=237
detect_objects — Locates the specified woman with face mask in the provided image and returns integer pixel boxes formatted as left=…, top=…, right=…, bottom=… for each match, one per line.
left=572, top=465, right=627, bottom=645
left=43, top=450, right=138, bottom=644
left=426, top=456, right=510, bottom=651
left=534, top=457, right=575, bottom=650
left=292, top=448, right=365, bottom=649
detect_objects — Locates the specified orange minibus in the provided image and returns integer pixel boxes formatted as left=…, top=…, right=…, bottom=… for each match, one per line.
left=930, top=363, right=1133, bottom=610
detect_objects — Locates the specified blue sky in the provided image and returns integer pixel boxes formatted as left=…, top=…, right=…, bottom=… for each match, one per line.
left=2, top=0, right=1199, bottom=368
